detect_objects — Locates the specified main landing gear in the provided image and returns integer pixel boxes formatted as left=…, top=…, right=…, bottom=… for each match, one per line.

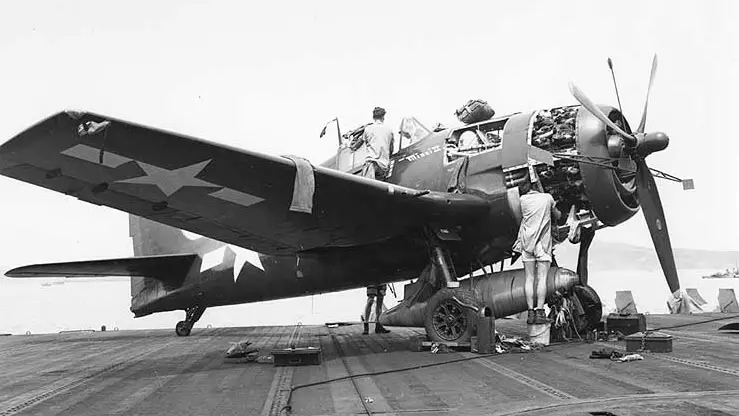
left=423, top=240, right=481, bottom=344
left=425, top=288, right=480, bottom=342
left=571, top=226, right=602, bottom=332
left=175, top=305, right=206, bottom=337
left=572, top=285, right=603, bottom=333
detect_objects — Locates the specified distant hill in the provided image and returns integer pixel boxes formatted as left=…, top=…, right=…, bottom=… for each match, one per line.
left=555, top=241, right=739, bottom=272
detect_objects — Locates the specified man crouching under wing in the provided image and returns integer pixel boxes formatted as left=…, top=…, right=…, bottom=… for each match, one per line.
left=515, top=179, right=562, bottom=325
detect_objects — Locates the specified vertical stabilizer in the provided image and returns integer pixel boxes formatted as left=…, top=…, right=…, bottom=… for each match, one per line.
left=127, top=215, right=221, bottom=315
left=129, top=215, right=203, bottom=256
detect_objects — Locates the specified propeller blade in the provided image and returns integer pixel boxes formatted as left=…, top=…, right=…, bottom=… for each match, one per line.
left=637, top=54, right=658, bottom=134
left=568, top=82, right=634, bottom=140
left=635, top=158, right=681, bottom=295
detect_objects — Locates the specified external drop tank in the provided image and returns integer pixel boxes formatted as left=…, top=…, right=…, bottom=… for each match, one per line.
left=379, top=266, right=582, bottom=328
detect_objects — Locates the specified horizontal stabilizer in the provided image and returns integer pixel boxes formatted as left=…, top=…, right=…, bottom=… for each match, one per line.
left=5, top=254, right=197, bottom=289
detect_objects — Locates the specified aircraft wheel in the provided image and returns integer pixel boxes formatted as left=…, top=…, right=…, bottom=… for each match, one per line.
left=175, top=321, right=192, bottom=337
left=573, top=285, right=602, bottom=332
left=424, top=288, right=481, bottom=343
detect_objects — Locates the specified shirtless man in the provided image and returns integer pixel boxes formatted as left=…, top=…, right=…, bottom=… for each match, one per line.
left=516, top=181, right=562, bottom=324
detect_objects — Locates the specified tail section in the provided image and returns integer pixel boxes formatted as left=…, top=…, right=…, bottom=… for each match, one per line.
left=126, top=215, right=271, bottom=316
left=129, top=215, right=217, bottom=256
left=128, top=215, right=221, bottom=316
left=129, top=215, right=166, bottom=314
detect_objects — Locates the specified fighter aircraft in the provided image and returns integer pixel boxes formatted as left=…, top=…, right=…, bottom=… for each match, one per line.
left=0, top=55, right=691, bottom=342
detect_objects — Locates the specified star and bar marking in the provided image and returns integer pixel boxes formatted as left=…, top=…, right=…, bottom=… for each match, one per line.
left=61, top=142, right=267, bottom=282
left=116, top=160, right=219, bottom=197
left=60, top=144, right=264, bottom=208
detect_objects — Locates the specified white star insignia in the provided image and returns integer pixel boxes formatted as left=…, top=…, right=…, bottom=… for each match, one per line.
left=190, top=231, right=264, bottom=282
left=200, top=246, right=227, bottom=272
left=227, top=245, right=264, bottom=282
left=116, top=159, right=220, bottom=196
left=61, top=147, right=265, bottom=208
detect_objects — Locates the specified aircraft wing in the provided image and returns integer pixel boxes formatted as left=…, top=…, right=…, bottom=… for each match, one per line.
left=5, top=254, right=197, bottom=290
left=0, top=111, right=491, bottom=255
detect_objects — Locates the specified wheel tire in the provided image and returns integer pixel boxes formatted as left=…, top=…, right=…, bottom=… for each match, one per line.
left=573, top=285, right=602, bottom=332
left=175, top=321, right=192, bottom=337
left=424, top=288, right=481, bottom=343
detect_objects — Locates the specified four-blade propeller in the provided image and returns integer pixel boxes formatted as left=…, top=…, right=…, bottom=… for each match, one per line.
left=569, top=54, right=684, bottom=302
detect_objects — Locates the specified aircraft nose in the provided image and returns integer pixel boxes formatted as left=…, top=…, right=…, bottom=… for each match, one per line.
left=638, top=131, right=669, bottom=157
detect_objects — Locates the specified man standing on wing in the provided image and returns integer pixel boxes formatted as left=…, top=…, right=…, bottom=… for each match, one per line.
left=357, top=106, right=394, bottom=180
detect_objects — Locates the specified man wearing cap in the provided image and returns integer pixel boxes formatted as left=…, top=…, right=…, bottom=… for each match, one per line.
left=358, top=107, right=394, bottom=181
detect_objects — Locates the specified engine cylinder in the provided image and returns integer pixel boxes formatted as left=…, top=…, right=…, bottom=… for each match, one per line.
left=527, top=105, right=640, bottom=228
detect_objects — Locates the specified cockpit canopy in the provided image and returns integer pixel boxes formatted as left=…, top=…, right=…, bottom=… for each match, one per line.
left=398, top=116, right=432, bottom=149
left=444, top=117, right=506, bottom=164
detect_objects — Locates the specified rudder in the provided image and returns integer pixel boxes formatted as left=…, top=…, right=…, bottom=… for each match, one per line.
left=127, top=215, right=221, bottom=315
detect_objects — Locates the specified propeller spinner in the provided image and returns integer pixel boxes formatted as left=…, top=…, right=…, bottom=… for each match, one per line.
left=569, top=54, right=685, bottom=304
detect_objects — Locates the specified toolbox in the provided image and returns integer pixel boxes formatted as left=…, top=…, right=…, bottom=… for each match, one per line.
left=272, top=347, right=322, bottom=366
left=625, top=331, right=673, bottom=353
left=606, top=313, right=646, bottom=336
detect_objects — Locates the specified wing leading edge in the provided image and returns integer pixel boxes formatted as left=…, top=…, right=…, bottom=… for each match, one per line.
left=0, top=111, right=491, bottom=255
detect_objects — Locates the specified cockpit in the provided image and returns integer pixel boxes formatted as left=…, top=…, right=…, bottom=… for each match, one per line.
left=444, top=119, right=505, bottom=164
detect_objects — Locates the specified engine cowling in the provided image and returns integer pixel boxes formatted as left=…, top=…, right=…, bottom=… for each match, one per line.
left=528, top=105, right=640, bottom=228
left=574, top=106, right=640, bottom=226
left=491, top=104, right=641, bottom=238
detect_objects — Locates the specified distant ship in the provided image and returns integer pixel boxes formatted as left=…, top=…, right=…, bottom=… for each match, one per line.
left=703, top=267, right=739, bottom=279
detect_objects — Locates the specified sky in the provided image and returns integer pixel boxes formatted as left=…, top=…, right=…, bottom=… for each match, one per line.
left=0, top=1, right=737, bottom=331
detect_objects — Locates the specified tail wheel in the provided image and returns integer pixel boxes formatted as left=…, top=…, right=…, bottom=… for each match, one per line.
left=424, top=288, right=481, bottom=343
left=573, top=285, right=602, bottom=332
left=175, top=321, right=192, bottom=337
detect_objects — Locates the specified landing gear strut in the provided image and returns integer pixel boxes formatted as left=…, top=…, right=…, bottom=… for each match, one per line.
left=423, top=235, right=481, bottom=343
left=176, top=305, right=206, bottom=337
left=572, top=285, right=602, bottom=332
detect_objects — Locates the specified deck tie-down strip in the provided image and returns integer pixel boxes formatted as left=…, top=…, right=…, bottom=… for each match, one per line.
left=462, top=353, right=575, bottom=400
left=262, top=324, right=304, bottom=416
left=595, top=341, right=739, bottom=377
